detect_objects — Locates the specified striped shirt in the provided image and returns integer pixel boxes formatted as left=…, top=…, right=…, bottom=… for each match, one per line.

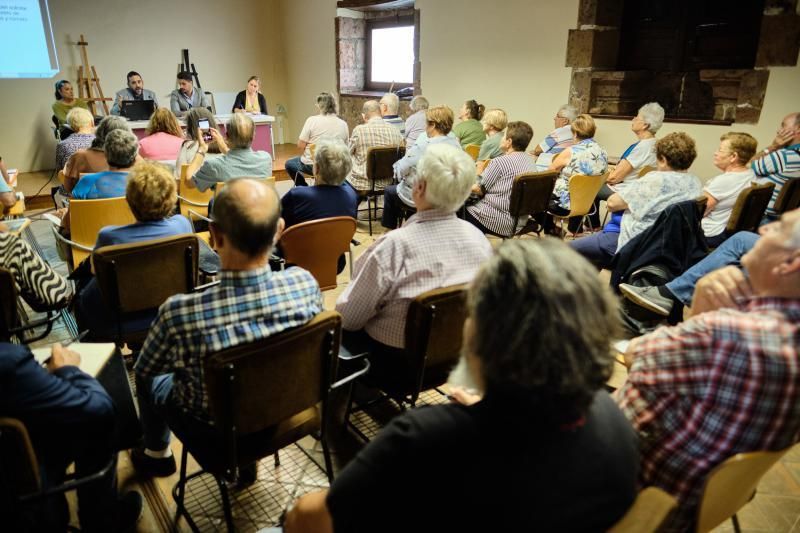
left=752, top=143, right=800, bottom=219
left=347, top=117, right=404, bottom=191
left=135, top=265, right=323, bottom=421
left=617, top=298, right=800, bottom=530
left=0, top=232, right=72, bottom=311
left=336, top=209, right=492, bottom=348
left=56, top=133, right=95, bottom=170
left=467, top=151, right=538, bottom=236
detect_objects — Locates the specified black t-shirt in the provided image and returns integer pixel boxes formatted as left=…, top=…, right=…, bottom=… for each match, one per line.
left=327, top=390, right=638, bottom=533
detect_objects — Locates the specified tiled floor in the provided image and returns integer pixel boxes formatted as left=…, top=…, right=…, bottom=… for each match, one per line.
left=12, top=203, right=800, bottom=532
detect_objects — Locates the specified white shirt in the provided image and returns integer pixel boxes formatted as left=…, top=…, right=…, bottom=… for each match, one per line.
left=611, top=138, right=657, bottom=195
left=299, top=114, right=349, bottom=164
left=702, top=169, right=756, bottom=237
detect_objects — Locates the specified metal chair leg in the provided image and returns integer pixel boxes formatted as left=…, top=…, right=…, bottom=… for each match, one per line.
left=368, top=196, right=373, bottom=236
left=731, top=513, right=742, bottom=533
left=216, top=477, right=235, bottom=532
left=321, top=436, right=334, bottom=483
left=274, top=450, right=280, bottom=468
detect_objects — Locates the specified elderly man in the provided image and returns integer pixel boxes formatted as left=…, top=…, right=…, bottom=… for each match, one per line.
left=337, top=144, right=492, bottom=375
left=110, top=71, right=159, bottom=116
left=379, top=92, right=404, bottom=134
left=186, top=112, right=273, bottom=191
left=284, top=239, right=639, bottom=532
left=169, top=71, right=209, bottom=118
left=617, top=208, right=800, bottom=531
left=403, top=95, right=429, bottom=148
left=531, top=104, right=578, bottom=169
left=132, top=179, right=323, bottom=477
left=346, top=100, right=404, bottom=192
left=752, top=111, right=800, bottom=220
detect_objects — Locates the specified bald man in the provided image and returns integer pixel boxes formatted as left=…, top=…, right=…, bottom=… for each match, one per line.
left=132, top=179, right=323, bottom=478
left=751, top=111, right=800, bottom=221
left=347, top=99, right=403, bottom=191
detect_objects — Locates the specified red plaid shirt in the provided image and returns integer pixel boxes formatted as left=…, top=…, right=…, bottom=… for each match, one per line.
left=617, top=298, right=800, bottom=529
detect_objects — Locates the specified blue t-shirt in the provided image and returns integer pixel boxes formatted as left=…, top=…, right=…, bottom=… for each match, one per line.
left=95, top=214, right=194, bottom=248
left=280, top=184, right=358, bottom=228
left=71, top=171, right=129, bottom=200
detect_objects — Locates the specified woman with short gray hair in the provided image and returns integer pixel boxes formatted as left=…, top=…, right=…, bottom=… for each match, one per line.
left=56, top=107, right=95, bottom=170
left=404, top=95, right=430, bottom=148
left=64, top=115, right=136, bottom=192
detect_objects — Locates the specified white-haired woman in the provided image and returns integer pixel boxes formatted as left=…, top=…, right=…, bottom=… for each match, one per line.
left=56, top=107, right=95, bottom=170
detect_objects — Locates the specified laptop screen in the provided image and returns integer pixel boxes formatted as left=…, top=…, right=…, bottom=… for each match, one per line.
left=121, top=99, right=155, bottom=121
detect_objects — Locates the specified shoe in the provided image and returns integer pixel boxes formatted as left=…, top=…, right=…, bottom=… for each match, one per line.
left=130, top=447, right=177, bottom=477
left=226, top=463, right=258, bottom=491
left=116, top=491, right=143, bottom=533
left=619, top=284, right=673, bottom=316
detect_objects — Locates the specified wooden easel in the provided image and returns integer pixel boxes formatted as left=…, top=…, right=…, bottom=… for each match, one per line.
left=76, top=34, right=111, bottom=116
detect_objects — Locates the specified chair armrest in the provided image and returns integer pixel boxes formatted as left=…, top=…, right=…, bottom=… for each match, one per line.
left=50, top=225, right=93, bottom=252
left=187, top=209, right=212, bottom=223
left=19, top=455, right=115, bottom=503
left=177, top=195, right=210, bottom=207
left=330, top=358, right=370, bottom=391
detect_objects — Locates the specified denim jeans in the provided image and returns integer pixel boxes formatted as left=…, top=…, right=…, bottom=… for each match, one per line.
left=285, top=157, right=313, bottom=186
left=666, top=231, right=759, bottom=305
left=570, top=231, right=620, bottom=270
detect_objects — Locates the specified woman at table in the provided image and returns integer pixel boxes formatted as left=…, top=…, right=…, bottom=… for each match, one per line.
left=138, top=108, right=185, bottom=161
left=52, top=80, right=90, bottom=129
left=232, top=76, right=268, bottom=114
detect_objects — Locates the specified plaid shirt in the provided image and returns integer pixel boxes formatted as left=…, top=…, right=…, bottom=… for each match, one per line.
left=616, top=298, right=800, bottom=530
left=336, top=209, right=492, bottom=348
left=347, top=117, right=404, bottom=191
left=135, top=266, right=323, bottom=422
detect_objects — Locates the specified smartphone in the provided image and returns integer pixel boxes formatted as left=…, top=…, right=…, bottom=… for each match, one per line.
left=198, top=119, right=212, bottom=141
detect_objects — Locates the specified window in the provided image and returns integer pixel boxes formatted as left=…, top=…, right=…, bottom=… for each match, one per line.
left=366, top=16, right=414, bottom=91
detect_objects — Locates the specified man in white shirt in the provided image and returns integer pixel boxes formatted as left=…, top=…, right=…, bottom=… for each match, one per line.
left=531, top=104, right=577, bottom=170
left=380, top=92, right=405, bottom=135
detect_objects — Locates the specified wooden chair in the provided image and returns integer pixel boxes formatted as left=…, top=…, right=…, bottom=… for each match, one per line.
left=51, top=196, right=136, bottom=270
left=476, top=159, right=490, bottom=175
left=503, top=169, right=559, bottom=239
left=91, top=234, right=199, bottom=346
left=724, top=182, right=775, bottom=234
left=696, top=445, right=793, bottom=532
left=279, top=216, right=357, bottom=291
left=1, top=194, right=25, bottom=219
left=0, top=268, right=62, bottom=344
left=548, top=172, right=608, bottom=238
left=177, top=163, right=214, bottom=220
left=464, top=143, right=480, bottom=161
left=608, top=487, right=678, bottom=533
left=773, top=177, right=800, bottom=215
left=172, top=311, right=367, bottom=532
left=358, top=146, right=405, bottom=235
left=638, top=165, right=655, bottom=177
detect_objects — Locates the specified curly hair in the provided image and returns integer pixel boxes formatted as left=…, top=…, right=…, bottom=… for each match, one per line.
left=467, top=239, right=619, bottom=421
left=656, top=132, right=697, bottom=171
left=146, top=107, right=183, bottom=137
left=126, top=161, right=177, bottom=222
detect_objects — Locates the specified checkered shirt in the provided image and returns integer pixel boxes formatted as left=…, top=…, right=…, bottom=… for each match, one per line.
left=616, top=298, right=800, bottom=530
left=134, top=265, right=323, bottom=422
left=347, top=117, right=404, bottom=191
left=336, top=209, right=493, bottom=348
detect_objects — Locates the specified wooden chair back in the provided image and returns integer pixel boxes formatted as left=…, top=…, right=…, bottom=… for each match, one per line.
left=508, top=170, right=559, bottom=237
left=177, top=163, right=214, bottom=219
left=638, top=165, right=655, bottom=177
left=773, top=177, right=800, bottom=215
left=68, top=197, right=136, bottom=267
left=464, top=143, right=480, bottom=161
left=280, top=217, right=356, bottom=291
left=608, top=487, right=678, bottom=533
left=365, top=146, right=405, bottom=193
left=725, top=182, right=775, bottom=233
left=565, top=172, right=608, bottom=217
left=696, top=446, right=792, bottom=532
left=0, top=418, right=41, bottom=499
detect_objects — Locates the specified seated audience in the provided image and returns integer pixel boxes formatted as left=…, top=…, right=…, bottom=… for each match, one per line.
left=56, top=108, right=95, bottom=170
left=286, top=239, right=638, bottom=532
left=75, top=161, right=193, bottom=339
left=52, top=79, right=90, bottom=129
left=337, top=144, right=492, bottom=380
left=570, top=132, right=702, bottom=269
left=131, top=179, right=322, bottom=477
left=346, top=100, right=404, bottom=192
left=403, top=95, right=429, bottom=148
left=64, top=116, right=135, bottom=193
left=382, top=105, right=461, bottom=229
left=186, top=112, right=273, bottom=191
left=285, top=92, right=349, bottom=186
left=232, top=75, right=268, bottom=114
left=379, top=92, right=404, bottom=134
left=169, top=71, right=209, bottom=118
left=531, top=103, right=578, bottom=168
left=701, top=132, right=758, bottom=247
left=752, top=111, right=800, bottom=221
left=617, top=207, right=800, bottom=530
left=110, top=71, right=159, bottom=116
left=476, top=108, right=508, bottom=161
left=138, top=108, right=185, bottom=160
left=0, top=222, right=72, bottom=311
left=465, top=121, right=537, bottom=236
left=0, top=342, right=142, bottom=532
left=174, top=108, right=222, bottom=177
left=453, top=99, right=486, bottom=148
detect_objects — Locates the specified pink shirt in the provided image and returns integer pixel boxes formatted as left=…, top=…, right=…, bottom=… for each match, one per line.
left=139, top=132, right=184, bottom=161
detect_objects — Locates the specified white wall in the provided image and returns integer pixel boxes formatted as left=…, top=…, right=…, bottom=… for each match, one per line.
left=0, top=0, right=289, bottom=172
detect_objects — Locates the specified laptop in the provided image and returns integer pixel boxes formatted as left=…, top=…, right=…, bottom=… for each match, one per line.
left=120, top=99, right=155, bottom=121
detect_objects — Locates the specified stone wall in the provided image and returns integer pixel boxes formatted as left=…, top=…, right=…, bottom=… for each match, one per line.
left=336, top=16, right=366, bottom=93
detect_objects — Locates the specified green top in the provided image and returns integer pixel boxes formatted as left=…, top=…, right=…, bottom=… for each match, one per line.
left=52, top=99, right=90, bottom=126
left=477, top=131, right=504, bottom=160
left=453, top=118, right=486, bottom=149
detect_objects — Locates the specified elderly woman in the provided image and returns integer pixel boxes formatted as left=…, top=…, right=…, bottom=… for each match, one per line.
left=138, top=108, right=184, bottom=160
left=175, top=108, right=222, bottom=177
left=571, top=132, right=703, bottom=269
left=64, top=116, right=137, bottom=193
left=466, top=121, right=537, bottom=236
left=232, top=75, right=268, bottom=114
left=532, top=104, right=578, bottom=164
left=701, top=132, right=758, bottom=247
left=476, top=108, right=508, bottom=161
left=403, top=95, right=429, bottom=148
left=286, top=92, right=349, bottom=186
left=74, top=161, right=192, bottom=339
left=286, top=239, right=638, bottom=532
left=56, top=108, right=95, bottom=170
left=382, top=105, right=462, bottom=229
left=453, top=99, right=486, bottom=149
left=52, top=79, right=90, bottom=129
